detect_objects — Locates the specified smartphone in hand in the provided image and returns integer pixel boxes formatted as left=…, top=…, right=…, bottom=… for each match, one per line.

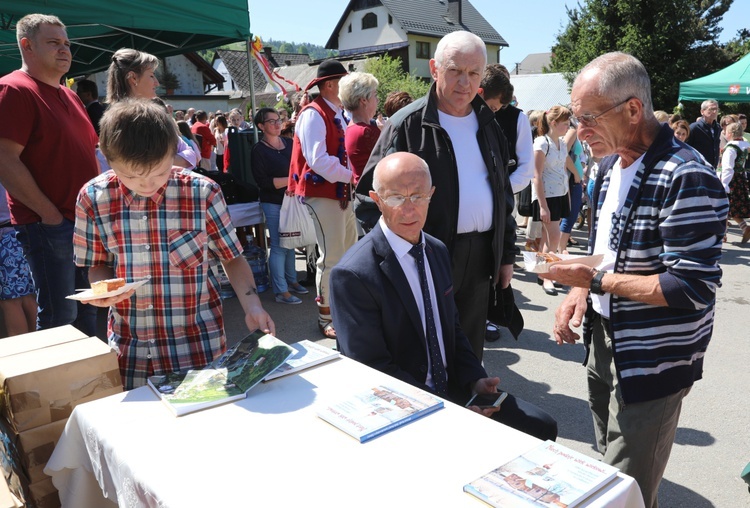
left=465, top=391, right=508, bottom=410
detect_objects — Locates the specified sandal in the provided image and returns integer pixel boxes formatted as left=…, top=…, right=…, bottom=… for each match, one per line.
left=318, top=320, right=337, bottom=339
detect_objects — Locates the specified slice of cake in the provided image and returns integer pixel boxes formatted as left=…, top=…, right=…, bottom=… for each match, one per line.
left=91, top=278, right=126, bottom=296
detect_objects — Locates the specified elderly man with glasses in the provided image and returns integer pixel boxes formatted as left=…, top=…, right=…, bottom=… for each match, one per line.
left=544, top=52, right=728, bottom=508
left=331, top=152, right=557, bottom=442
left=687, top=99, right=722, bottom=167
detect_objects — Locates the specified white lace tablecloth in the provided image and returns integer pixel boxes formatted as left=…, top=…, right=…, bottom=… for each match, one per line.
left=45, top=357, right=645, bottom=508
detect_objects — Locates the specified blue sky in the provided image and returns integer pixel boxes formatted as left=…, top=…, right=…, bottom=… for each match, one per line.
left=247, top=0, right=749, bottom=68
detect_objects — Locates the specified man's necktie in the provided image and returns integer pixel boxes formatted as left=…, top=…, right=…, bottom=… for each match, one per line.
left=408, top=243, right=448, bottom=394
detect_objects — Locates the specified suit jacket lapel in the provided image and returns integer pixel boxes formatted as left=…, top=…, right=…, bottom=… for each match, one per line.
left=372, top=226, right=427, bottom=349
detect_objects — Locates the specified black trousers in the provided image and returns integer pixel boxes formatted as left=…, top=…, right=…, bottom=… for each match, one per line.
left=451, top=230, right=493, bottom=362
left=492, top=393, right=558, bottom=442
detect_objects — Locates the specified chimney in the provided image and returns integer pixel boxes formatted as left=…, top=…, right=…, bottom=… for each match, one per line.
left=263, top=46, right=273, bottom=59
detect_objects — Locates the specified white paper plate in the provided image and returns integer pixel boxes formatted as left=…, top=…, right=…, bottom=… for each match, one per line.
left=66, top=279, right=149, bottom=302
left=522, top=252, right=604, bottom=274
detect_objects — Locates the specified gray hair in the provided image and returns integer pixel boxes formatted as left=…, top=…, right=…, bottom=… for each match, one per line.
left=16, top=14, right=65, bottom=48
left=701, top=99, right=719, bottom=111
left=575, top=52, right=654, bottom=115
left=434, top=30, right=486, bottom=69
left=338, top=72, right=379, bottom=112
left=372, top=154, right=432, bottom=194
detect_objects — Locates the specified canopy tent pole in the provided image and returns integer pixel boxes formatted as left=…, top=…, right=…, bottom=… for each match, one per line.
left=246, top=37, right=258, bottom=143
left=246, top=1, right=257, bottom=142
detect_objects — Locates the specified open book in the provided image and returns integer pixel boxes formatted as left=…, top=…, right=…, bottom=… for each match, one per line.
left=316, top=384, right=443, bottom=443
left=263, top=340, right=340, bottom=381
left=464, top=440, right=619, bottom=508
left=147, top=330, right=294, bottom=416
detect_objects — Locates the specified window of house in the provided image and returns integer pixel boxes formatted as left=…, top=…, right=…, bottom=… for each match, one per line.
left=362, top=12, right=377, bottom=30
left=416, top=41, right=431, bottom=59
left=348, top=23, right=352, bottom=33
left=388, top=14, right=393, bottom=24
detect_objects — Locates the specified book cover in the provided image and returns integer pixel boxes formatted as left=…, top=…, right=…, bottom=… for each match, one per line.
left=263, top=340, right=340, bottom=381
left=147, top=330, right=294, bottom=416
left=316, top=384, right=443, bottom=443
left=463, top=440, right=619, bottom=508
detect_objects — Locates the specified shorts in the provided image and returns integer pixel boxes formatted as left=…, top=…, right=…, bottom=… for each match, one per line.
left=532, top=195, right=570, bottom=222
left=0, top=229, right=36, bottom=300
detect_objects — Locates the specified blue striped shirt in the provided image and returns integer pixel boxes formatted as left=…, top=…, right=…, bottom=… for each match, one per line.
left=584, top=124, right=729, bottom=404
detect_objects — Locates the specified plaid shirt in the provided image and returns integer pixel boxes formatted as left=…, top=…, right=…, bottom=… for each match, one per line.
left=74, top=170, right=243, bottom=389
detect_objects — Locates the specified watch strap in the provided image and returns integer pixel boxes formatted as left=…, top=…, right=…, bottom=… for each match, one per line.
left=590, top=269, right=605, bottom=295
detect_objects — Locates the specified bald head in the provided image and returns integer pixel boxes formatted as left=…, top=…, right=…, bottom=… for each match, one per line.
left=370, top=153, right=434, bottom=244
left=372, top=152, right=431, bottom=194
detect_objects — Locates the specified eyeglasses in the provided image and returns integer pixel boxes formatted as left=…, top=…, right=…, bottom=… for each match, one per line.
left=575, top=97, right=635, bottom=128
left=262, top=118, right=282, bottom=125
left=377, top=192, right=432, bottom=208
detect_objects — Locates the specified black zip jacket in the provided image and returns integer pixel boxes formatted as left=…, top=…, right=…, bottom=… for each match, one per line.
left=355, top=84, right=516, bottom=283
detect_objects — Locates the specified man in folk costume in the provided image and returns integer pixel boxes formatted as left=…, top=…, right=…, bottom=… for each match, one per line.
left=288, top=60, right=357, bottom=338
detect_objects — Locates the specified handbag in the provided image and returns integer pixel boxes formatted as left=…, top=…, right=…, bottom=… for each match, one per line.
left=279, top=193, right=316, bottom=250
left=517, top=183, right=533, bottom=217
left=487, top=283, right=524, bottom=340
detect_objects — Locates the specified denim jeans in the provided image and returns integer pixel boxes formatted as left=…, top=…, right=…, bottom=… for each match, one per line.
left=15, top=219, right=97, bottom=335
left=560, top=181, right=583, bottom=234
left=261, top=202, right=297, bottom=294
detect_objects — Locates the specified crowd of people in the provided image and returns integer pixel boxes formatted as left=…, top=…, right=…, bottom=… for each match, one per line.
left=0, top=13, right=742, bottom=508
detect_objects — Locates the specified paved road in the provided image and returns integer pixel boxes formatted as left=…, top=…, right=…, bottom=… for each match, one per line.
left=223, top=226, right=750, bottom=507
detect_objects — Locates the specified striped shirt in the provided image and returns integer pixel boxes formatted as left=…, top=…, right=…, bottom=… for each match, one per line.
left=74, top=170, right=243, bottom=389
left=584, top=124, right=729, bottom=404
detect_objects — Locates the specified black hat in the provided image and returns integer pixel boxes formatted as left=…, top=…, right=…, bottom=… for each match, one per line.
left=304, top=59, right=348, bottom=92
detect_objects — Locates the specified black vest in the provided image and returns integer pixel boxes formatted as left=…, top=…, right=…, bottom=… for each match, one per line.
left=494, top=106, right=522, bottom=174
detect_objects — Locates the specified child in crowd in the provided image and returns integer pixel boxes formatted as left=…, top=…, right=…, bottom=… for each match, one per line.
left=73, top=99, right=274, bottom=389
left=0, top=182, right=37, bottom=336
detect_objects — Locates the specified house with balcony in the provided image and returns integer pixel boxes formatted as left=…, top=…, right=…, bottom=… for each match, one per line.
left=325, top=0, right=508, bottom=79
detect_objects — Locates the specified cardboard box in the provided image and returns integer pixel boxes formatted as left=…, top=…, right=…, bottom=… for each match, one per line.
left=0, top=333, right=122, bottom=432
left=26, top=477, right=59, bottom=508
left=0, top=419, right=67, bottom=484
left=0, top=326, right=87, bottom=359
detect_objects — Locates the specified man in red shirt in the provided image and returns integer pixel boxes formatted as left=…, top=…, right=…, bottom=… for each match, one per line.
left=0, top=13, right=99, bottom=334
left=191, top=110, right=216, bottom=170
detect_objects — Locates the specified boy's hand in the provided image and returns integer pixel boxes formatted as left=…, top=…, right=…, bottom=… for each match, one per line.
left=82, top=288, right=136, bottom=308
left=245, top=304, right=275, bottom=336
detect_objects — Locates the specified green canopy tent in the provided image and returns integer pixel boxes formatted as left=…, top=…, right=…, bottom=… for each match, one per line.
left=678, top=52, right=750, bottom=102
left=0, top=1, right=252, bottom=77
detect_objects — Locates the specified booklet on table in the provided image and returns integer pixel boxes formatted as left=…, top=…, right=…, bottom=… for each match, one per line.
left=316, top=384, right=443, bottom=443
left=147, top=330, right=294, bottom=416
left=464, top=440, right=619, bottom=508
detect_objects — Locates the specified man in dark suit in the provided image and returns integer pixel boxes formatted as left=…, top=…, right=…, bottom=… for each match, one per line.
left=687, top=99, right=721, bottom=167
left=75, top=79, right=106, bottom=136
left=330, top=152, right=557, bottom=441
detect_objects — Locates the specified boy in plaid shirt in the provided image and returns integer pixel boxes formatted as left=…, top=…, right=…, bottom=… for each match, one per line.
left=74, top=100, right=274, bottom=389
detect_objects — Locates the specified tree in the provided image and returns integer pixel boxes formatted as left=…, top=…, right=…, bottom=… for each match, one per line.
left=549, top=0, right=734, bottom=110
left=363, top=55, right=430, bottom=115
left=724, top=28, right=750, bottom=61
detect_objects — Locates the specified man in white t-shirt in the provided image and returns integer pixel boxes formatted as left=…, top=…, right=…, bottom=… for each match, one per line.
left=544, top=52, right=727, bottom=508
left=356, top=31, right=517, bottom=363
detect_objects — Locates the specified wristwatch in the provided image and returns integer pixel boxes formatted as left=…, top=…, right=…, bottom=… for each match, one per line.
left=590, top=269, right=605, bottom=295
